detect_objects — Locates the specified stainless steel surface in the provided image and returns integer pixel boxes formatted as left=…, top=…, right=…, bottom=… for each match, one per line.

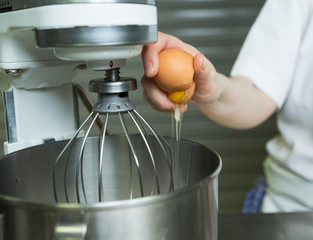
left=0, top=135, right=221, bottom=240
left=219, top=212, right=313, bottom=240
left=54, top=212, right=87, bottom=240
left=35, top=25, right=158, bottom=48
left=0, top=0, right=156, bottom=12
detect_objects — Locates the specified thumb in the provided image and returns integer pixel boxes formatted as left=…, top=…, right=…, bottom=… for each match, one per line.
left=194, top=53, right=214, bottom=82
left=191, top=53, right=217, bottom=104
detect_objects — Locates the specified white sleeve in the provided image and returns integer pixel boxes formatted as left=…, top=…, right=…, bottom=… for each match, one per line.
left=230, top=0, right=312, bottom=109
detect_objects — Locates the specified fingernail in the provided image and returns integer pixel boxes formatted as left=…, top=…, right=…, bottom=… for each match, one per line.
left=201, top=55, right=207, bottom=71
left=145, top=62, right=154, bottom=77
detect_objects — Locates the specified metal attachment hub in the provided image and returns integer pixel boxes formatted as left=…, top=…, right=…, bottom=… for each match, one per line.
left=89, top=68, right=137, bottom=113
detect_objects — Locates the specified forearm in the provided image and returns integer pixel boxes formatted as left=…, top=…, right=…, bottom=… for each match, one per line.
left=195, top=74, right=277, bottom=129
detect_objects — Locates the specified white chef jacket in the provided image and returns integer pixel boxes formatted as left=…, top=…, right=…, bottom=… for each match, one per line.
left=231, top=0, right=313, bottom=212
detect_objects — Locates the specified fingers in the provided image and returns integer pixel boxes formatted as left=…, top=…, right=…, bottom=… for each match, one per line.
left=142, top=32, right=175, bottom=78
left=142, top=32, right=198, bottom=78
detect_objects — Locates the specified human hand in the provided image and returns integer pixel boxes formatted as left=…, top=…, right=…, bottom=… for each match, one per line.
left=141, top=32, right=219, bottom=113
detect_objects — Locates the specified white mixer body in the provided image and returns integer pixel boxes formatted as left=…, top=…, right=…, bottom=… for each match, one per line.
left=0, top=0, right=157, bottom=153
left=0, top=2, right=157, bottom=66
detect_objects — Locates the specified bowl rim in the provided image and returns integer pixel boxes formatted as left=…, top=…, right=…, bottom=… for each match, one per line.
left=0, top=136, right=222, bottom=211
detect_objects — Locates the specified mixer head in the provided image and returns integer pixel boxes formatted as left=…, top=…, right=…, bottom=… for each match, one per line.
left=0, top=0, right=157, bottom=66
left=0, top=0, right=158, bottom=153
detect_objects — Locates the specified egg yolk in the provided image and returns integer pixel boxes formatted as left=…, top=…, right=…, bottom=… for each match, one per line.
left=168, top=91, right=186, bottom=103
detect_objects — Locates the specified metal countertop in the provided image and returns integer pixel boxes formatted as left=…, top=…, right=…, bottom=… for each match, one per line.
left=219, top=212, right=313, bottom=240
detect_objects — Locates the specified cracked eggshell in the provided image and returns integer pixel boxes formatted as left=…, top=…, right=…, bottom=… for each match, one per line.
left=154, top=49, right=194, bottom=93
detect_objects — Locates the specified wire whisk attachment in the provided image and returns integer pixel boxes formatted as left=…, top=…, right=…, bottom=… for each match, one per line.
left=53, top=68, right=174, bottom=203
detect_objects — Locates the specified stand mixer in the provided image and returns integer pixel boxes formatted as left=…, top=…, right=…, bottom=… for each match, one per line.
left=0, top=1, right=222, bottom=239
left=0, top=0, right=157, bottom=153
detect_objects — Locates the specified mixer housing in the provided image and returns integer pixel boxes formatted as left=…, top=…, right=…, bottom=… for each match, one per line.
left=0, top=0, right=157, bottom=153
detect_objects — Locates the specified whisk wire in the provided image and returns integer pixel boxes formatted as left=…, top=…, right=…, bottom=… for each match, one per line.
left=76, top=112, right=100, bottom=203
left=98, top=113, right=109, bottom=202
left=129, top=146, right=134, bottom=199
left=119, top=112, right=144, bottom=197
left=53, top=111, right=95, bottom=203
left=129, top=111, right=160, bottom=195
left=122, top=117, right=135, bottom=200
left=133, top=110, right=174, bottom=192
left=131, top=112, right=157, bottom=195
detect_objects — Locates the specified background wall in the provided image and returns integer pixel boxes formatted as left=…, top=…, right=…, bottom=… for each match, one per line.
left=0, top=0, right=279, bottom=213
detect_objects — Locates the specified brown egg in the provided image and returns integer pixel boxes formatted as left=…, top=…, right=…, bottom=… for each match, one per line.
left=154, top=49, right=195, bottom=103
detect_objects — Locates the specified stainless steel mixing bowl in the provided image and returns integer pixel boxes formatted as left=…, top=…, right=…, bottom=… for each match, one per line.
left=0, top=135, right=221, bottom=240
